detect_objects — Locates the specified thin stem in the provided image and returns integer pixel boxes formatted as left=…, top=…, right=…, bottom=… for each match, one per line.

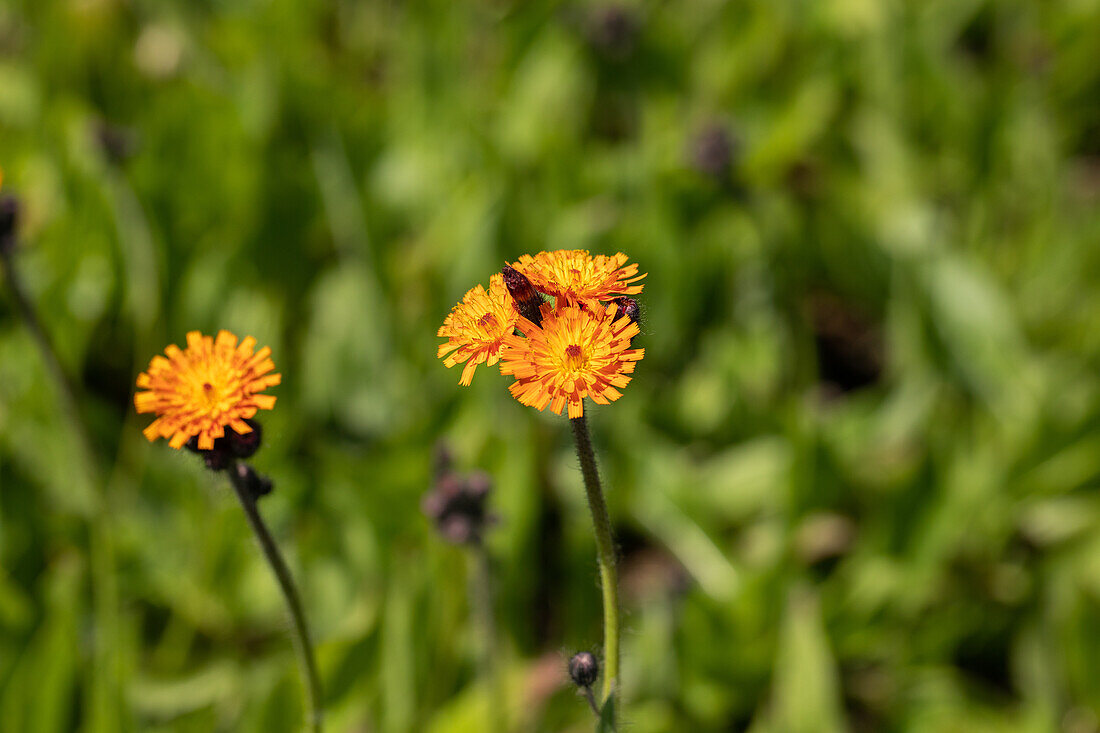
left=581, top=685, right=600, bottom=717
left=2, top=249, right=97, bottom=478
left=3, top=247, right=121, bottom=727
left=469, top=541, right=505, bottom=733
left=569, top=413, right=620, bottom=709
left=228, top=464, right=323, bottom=733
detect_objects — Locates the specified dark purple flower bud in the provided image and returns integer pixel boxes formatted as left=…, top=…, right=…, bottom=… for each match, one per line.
left=185, top=434, right=231, bottom=471
left=92, top=121, right=139, bottom=165
left=568, top=652, right=599, bottom=688
left=0, top=194, right=19, bottom=255
left=586, top=5, right=638, bottom=60
left=502, top=264, right=545, bottom=327
left=227, top=419, right=262, bottom=458
left=691, top=123, right=736, bottom=180
left=423, top=468, right=495, bottom=546
left=185, top=419, right=263, bottom=470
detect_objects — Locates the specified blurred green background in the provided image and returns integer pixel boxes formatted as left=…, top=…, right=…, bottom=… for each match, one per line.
left=2, top=0, right=1100, bottom=731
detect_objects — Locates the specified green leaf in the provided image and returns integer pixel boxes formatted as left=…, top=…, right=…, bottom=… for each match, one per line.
left=596, top=695, right=616, bottom=733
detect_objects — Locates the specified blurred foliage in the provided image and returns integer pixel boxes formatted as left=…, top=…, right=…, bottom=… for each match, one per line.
left=2, top=0, right=1100, bottom=731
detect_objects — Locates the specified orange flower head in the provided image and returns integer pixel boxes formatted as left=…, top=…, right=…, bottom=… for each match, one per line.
left=513, top=249, right=645, bottom=305
left=135, top=330, right=281, bottom=450
left=437, top=273, right=520, bottom=385
left=500, top=302, right=643, bottom=418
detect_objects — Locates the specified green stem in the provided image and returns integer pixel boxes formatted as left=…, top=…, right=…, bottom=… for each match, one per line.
left=228, top=464, right=323, bottom=733
left=569, top=413, right=620, bottom=710
left=469, top=541, right=505, bottom=733
left=3, top=247, right=122, bottom=728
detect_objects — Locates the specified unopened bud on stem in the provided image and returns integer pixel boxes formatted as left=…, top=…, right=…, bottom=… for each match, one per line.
left=568, top=651, right=600, bottom=689
left=0, top=194, right=20, bottom=255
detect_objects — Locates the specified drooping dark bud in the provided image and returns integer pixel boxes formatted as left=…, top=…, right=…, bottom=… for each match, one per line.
left=0, top=194, right=19, bottom=255
left=185, top=419, right=264, bottom=470
left=92, top=121, right=139, bottom=165
left=690, top=123, right=736, bottom=181
left=227, top=419, right=262, bottom=458
left=502, top=264, right=544, bottom=327
left=422, top=467, right=495, bottom=546
left=586, top=5, right=638, bottom=60
left=568, top=652, right=599, bottom=688
left=185, top=434, right=232, bottom=471
left=233, top=462, right=274, bottom=501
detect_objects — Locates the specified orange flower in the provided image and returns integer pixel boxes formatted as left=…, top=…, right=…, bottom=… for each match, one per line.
left=513, top=249, right=645, bottom=305
left=135, top=330, right=281, bottom=450
left=500, top=303, right=643, bottom=418
left=437, top=273, right=520, bottom=386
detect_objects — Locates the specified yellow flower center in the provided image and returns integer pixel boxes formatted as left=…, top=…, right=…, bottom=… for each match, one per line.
left=478, top=312, right=498, bottom=329
left=563, top=344, right=587, bottom=372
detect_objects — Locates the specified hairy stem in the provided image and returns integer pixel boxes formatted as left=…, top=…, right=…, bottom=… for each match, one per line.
left=581, top=685, right=600, bottom=717
left=470, top=541, right=505, bottom=732
left=3, top=247, right=121, bottom=727
left=569, top=413, right=620, bottom=710
left=228, top=464, right=323, bottom=732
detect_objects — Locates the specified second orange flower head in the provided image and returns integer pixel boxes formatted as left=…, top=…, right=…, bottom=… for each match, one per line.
left=135, top=330, right=281, bottom=450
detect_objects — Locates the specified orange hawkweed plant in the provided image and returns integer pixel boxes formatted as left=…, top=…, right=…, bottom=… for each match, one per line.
left=136, top=332, right=323, bottom=732
left=438, top=250, right=645, bottom=727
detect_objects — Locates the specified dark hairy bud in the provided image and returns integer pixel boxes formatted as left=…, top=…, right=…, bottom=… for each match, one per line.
left=422, top=469, right=495, bottom=545
left=185, top=418, right=263, bottom=470
left=92, top=121, right=139, bottom=165
left=227, top=419, right=263, bottom=458
left=568, top=651, right=599, bottom=688
left=691, top=123, right=736, bottom=180
left=0, top=195, right=19, bottom=254
left=502, top=265, right=544, bottom=327
left=586, top=5, right=638, bottom=60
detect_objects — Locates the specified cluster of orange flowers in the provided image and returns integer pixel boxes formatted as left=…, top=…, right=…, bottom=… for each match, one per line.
left=133, top=249, right=644, bottom=449
left=437, top=249, right=645, bottom=419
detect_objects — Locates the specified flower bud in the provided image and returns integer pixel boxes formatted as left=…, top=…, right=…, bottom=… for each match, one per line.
left=185, top=434, right=231, bottom=471
left=92, top=121, right=139, bottom=165
left=227, top=419, right=263, bottom=458
left=502, top=265, right=544, bottom=327
left=690, top=123, right=737, bottom=180
left=186, top=419, right=263, bottom=469
left=568, top=651, right=599, bottom=688
left=422, top=467, right=495, bottom=545
left=0, top=194, right=19, bottom=255
left=586, top=5, right=638, bottom=60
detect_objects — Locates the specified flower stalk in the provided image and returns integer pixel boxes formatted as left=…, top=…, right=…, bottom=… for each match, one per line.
left=470, top=540, right=505, bottom=733
left=227, top=462, right=323, bottom=733
left=569, top=413, right=620, bottom=708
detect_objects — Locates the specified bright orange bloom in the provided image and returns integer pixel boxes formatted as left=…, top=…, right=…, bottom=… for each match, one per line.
left=135, top=330, right=281, bottom=450
left=437, top=273, right=520, bottom=385
left=513, top=249, right=645, bottom=305
left=500, top=303, right=643, bottom=418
